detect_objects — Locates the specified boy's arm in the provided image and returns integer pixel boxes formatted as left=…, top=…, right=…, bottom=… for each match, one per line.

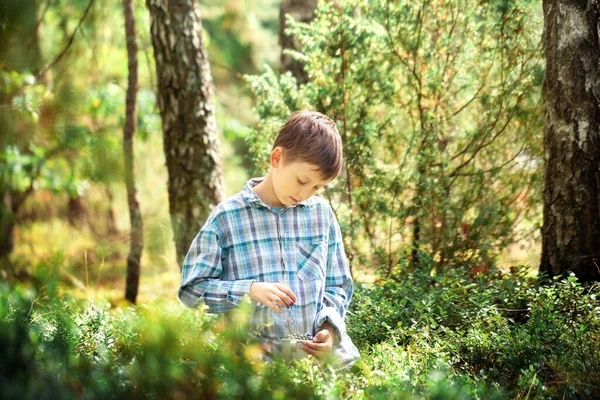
left=314, top=208, right=353, bottom=345
left=178, top=220, right=255, bottom=312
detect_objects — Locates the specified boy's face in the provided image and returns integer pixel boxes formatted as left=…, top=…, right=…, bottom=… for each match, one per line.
left=271, top=147, right=333, bottom=206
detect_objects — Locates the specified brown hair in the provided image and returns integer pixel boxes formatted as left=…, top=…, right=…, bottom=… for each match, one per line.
left=273, top=111, right=343, bottom=180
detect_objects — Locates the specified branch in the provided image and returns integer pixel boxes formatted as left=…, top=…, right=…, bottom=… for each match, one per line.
left=448, top=111, right=514, bottom=179
left=448, top=139, right=527, bottom=179
left=385, top=0, right=422, bottom=94
left=432, top=1, right=459, bottom=109
left=36, top=0, right=96, bottom=80
left=447, top=82, right=485, bottom=119
left=208, top=57, right=244, bottom=80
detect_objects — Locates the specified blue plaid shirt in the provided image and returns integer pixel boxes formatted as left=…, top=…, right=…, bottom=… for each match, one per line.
left=179, top=177, right=359, bottom=365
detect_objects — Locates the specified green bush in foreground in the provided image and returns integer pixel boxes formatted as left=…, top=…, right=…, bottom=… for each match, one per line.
left=348, top=267, right=600, bottom=398
left=1, top=266, right=599, bottom=399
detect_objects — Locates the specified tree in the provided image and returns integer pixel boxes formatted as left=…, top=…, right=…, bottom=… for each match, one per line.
left=146, top=0, right=224, bottom=267
left=540, top=0, right=600, bottom=282
left=279, top=0, right=318, bottom=84
left=122, top=0, right=143, bottom=303
left=248, top=0, right=543, bottom=274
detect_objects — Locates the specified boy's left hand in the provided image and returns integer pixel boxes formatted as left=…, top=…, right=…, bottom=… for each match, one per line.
left=299, top=322, right=335, bottom=359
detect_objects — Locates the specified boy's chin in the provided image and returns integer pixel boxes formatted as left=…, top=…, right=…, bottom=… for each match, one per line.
left=276, top=195, right=304, bottom=206
left=288, top=196, right=303, bottom=205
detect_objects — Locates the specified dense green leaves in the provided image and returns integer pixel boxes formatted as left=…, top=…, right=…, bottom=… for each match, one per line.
left=348, top=268, right=600, bottom=398
left=247, top=0, right=543, bottom=273
left=2, top=267, right=598, bottom=399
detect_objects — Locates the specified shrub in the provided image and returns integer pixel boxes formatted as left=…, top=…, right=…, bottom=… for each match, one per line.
left=348, top=267, right=600, bottom=399
left=246, top=0, right=543, bottom=274
left=2, top=266, right=598, bottom=399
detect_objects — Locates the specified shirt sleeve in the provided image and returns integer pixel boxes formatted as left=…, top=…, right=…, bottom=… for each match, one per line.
left=178, top=218, right=254, bottom=313
left=314, top=207, right=353, bottom=344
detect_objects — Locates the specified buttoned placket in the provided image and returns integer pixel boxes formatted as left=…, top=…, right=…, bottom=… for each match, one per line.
left=274, top=208, right=296, bottom=336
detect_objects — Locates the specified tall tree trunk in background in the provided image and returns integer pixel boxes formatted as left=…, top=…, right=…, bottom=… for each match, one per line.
left=279, top=0, right=318, bottom=84
left=105, top=185, right=119, bottom=235
left=540, top=0, right=600, bottom=282
left=0, top=196, right=16, bottom=264
left=146, top=0, right=224, bottom=268
left=67, top=196, right=87, bottom=228
left=123, top=0, right=144, bottom=303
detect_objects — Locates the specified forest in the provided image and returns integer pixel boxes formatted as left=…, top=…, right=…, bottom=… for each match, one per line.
left=1, top=0, right=599, bottom=398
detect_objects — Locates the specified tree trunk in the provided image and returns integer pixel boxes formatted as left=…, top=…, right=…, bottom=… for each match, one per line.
left=67, top=195, right=87, bottom=228
left=540, top=0, right=600, bottom=282
left=146, top=0, right=224, bottom=268
left=410, top=217, right=421, bottom=268
left=105, top=184, right=119, bottom=235
left=123, top=0, right=144, bottom=303
left=0, top=194, right=16, bottom=263
left=279, top=0, right=318, bottom=84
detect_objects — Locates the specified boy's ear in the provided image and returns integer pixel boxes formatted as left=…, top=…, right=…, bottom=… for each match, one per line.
left=271, top=147, right=283, bottom=168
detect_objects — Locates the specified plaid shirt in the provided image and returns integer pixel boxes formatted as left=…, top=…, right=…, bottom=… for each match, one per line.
left=179, top=177, right=359, bottom=365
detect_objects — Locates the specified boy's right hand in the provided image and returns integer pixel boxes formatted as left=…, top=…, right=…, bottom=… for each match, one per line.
left=249, top=282, right=296, bottom=312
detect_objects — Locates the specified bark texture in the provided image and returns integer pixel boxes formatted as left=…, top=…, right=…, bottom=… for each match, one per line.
left=279, top=0, right=318, bottom=84
left=146, top=0, right=224, bottom=267
left=0, top=195, right=16, bottom=263
left=541, top=0, right=600, bottom=281
left=123, top=0, right=143, bottom=303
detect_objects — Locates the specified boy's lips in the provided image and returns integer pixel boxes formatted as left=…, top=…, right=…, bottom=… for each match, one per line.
left=290, top=196, right=299, bottom=203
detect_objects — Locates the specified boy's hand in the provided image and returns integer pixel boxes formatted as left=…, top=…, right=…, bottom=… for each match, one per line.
left=249, top=282, right=296, bottom=312
left=300, top=321, right=335, bottom=359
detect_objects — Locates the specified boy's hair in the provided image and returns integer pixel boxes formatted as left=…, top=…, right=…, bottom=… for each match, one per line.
left=273, top=111, right=343, bottom=180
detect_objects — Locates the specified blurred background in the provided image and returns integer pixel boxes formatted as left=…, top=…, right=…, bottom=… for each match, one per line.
left=1, top=0, right=542, bottom=305
left=1, top=0, right=283, bottom=303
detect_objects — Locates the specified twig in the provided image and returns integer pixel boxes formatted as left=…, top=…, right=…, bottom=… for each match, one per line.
left=37, top=0, right=96, bottom=80
left=208, top=57, right=244, bottom=80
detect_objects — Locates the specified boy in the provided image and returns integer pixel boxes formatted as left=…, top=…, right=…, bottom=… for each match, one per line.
left=178, top=111, right=360, bottom=367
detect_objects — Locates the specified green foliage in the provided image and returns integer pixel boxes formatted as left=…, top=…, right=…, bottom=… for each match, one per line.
left=443, top=274, right=600, bottom=398
left=0, top=261, right=600, bottom=399
left=1, top=0, right=275, bottom=265
left=1, top=281, right=356, bottom=399
left=8, top=266, right=600, bottom=399
left=2, top=266, right=598, bottom=399
left=2, top=1, right=592, bottom=398
left=348, top=268, right=600, bottom=398
left=200, top=0, right=279, bottom=76
left=246, top=0, right=544, bottom=273
left=348, top=263, right=531, bottom=347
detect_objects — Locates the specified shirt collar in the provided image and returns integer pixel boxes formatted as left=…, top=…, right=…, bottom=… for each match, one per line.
left=242, top=177, right=309, bottom=209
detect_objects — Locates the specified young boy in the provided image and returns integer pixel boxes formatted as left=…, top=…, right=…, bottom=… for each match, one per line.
left=178, top=111, right=360, bottom=367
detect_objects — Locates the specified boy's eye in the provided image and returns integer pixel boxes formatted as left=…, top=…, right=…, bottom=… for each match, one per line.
left=297, top=178, right=307, bottom=185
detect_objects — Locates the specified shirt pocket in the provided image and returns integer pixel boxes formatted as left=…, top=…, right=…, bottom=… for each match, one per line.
left=295, top=240, right=326, bottom=282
